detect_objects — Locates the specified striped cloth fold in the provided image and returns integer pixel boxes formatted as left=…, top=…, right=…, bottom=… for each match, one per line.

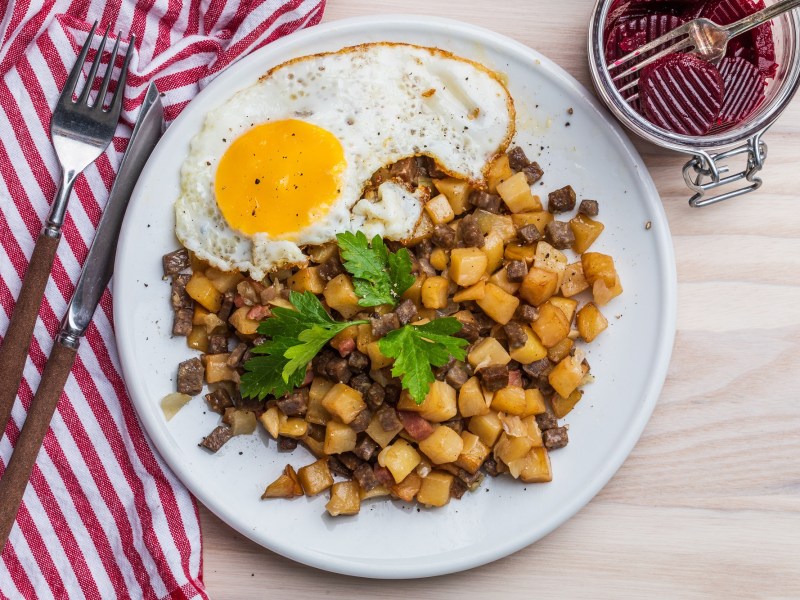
left=0, top=1, right=325, bottom=598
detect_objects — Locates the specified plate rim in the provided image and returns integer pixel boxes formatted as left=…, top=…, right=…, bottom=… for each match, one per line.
left=113, top=13, right=677, bottom=579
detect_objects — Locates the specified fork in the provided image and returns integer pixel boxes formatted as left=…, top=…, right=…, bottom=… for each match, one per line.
left=0, top=23, right=133, bottom=441
left=608, top=0, right=800, bottom=100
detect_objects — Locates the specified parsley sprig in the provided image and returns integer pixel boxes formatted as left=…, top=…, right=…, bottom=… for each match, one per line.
left=336, top=231, right=414, bottom=308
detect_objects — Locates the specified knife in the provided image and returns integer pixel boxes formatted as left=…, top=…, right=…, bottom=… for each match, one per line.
left=0, top=83, right=164, bottom=551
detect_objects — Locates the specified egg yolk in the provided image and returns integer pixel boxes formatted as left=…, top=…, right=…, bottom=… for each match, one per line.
left=215, top=119, right=346, bottom=237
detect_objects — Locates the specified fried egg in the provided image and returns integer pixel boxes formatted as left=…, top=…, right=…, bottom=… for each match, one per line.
left=176, top=43, right=515, bottom=279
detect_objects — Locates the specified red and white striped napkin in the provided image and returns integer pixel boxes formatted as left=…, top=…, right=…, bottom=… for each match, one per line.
left=0, top=1, right=325, bottom=597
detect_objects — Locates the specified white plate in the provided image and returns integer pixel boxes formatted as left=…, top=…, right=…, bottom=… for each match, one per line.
left=113, top=15, right=676, bottom=579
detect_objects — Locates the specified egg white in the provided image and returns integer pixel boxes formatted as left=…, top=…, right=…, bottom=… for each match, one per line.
left=176, top=42, right=515, bottom=280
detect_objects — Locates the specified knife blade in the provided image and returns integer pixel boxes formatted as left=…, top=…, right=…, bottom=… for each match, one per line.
left=58, top=82, right=164, bottom=349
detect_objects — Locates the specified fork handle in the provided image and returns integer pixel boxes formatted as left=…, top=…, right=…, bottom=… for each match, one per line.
left=0, top=232, right=61, bottom=442
left=0, top=339, right=76, bottom=551
left=727, top=0, right=800, bottom=38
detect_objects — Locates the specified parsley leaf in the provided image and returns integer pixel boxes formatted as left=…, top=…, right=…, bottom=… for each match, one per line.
left=337, top=231, right=414, bottom=307
left=378, top=318, right=469, bottom=404
left=240, top=291, right=367, bottom=400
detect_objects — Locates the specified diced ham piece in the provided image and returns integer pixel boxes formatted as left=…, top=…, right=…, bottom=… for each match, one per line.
left=246, top=305, right=271, bottom=320
left=373, top=465, right=394, bottom=487
left=398, top=411, right=434, bottom=441
left=508, top=369, right=523, bottom=388
left=334, top=336, right=356, bottom=357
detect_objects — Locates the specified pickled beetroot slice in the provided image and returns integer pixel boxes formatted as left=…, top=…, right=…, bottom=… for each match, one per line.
left=605, top=13, right=686, bottom=61
left=639, top=53, right=724, bottom=135
left=718, top=56, right=765, bottom=124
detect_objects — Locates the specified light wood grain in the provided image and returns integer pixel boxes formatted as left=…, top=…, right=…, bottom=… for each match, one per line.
left=200, top=1, right=800, bottom=597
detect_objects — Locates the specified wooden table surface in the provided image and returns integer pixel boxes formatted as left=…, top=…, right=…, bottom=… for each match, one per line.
left=200, top=1, right=800, bottom=597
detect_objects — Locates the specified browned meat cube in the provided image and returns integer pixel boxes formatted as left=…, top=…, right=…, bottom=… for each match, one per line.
left=327, top=456, right=351, bottom=478
left=458, top=214, right=485, bottom=248
left=318, top=256, right=343, bottom=281
left=536, top=412, right=559, bottom=432
left=441, top=417, right=465, bottom=434
left=205, top=388, right=234, bottom=414
left=325, top=357, right=352, bottom=384
left=353, top=463, right=380, bottom=491
left=177, top=358, right=204, bottom=395
left=431, top=224, right=456, bottom=249
left=389, top=157, right=420, bottom=184
left=163, top=249, right=190, bottom=277
left=523, top=358, right=552, bottom=385
left=200, top=425, right=232, bottom=452
left=522, top=162, right=544, bottom=185
left=578, top=199, right=599, bottom=216
left=338, top=452, right=363, bottom=471
left=545, top=220, right=576, bottom=250
left=482, top=456, right=501, bottom=477
left=543, top=426, right=569, bottom=449
left=353, top=435, right=378, bottom=461
left=503, top=321, right=528, bottom=350
left=516, top=304, right=538, bottom=323
left=277, top=388, right=309, bottom=417
left=478, top=365, right=509, bottom=392
left=171, top=273, right=193, bottom=310
left=517, top=224, right=541, bottom=244
left=473, top=313, right=496, bottom=335
left=172, top=308, right=193, bottom=336
left=507, top=146, right=530, bottom=171
left=506, top=260, right=528, bottom=282
left=277, top=436, right=298, bottom=452
left=347, top=350, right=370, bottom=372
left=208, top=334, right=228, bottom=355
left=365, top=382, right=385, bottom=410
left=395, top=299, right=418, bottom=325
left=226, top=343, right=248, bottom=368
left=218, top=290, right=235, bottom=322
left=548, top=185, right=576, bottom=213
left=306, top=423, right=326, bottom=442
left=424, top=156, right=448, bottom=178
left=450, top=477, right=469, bottom=500
left=445, top=364, right=470, bottom=389
left=350, top=408, right=372, bottom=433
left=469, top=190, right=501, bottom=213
left=313, top=348, right=336, bottom=377
left=453, top=319, right=480, bottom=342
left=376, top=406, right=402, bottom=432
left=384, top=384, right=401, bottom=406
left=371, top=313, right=400, bottom=338
left=350, top=373, right=372, bottom=396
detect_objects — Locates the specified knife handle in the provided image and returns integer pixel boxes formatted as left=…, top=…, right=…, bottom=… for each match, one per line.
left=0, top=340, right=76, bottom=552
left=0, top=232, right=60, bottom=442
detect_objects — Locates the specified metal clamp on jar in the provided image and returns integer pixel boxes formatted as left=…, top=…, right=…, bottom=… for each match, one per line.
left=588, top=0, right=800, bottom=207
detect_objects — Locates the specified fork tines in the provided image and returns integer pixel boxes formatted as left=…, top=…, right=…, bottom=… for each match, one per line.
left=59, top=22, right=135, bottom=115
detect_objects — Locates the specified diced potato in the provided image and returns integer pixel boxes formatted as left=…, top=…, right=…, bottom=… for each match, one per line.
left=504, top=243, right=537, bottom=264
left=323, top=274, right=361, bottom=319
left=417, top=471, right=454, bottom=507
left=522, top=415, right=544, bottom=447
left=227, top=409, right=257, bottom=435
left=189, top=252, right=208, bottom=272
left=561, top=262, right=590, bottom=297
left=425, top=194, right=455, bottom=225
left=519, top=447, right=552, bottom=483
left=279, top=417, right=308, bottom=439
left=577, top=302, right=609, bottom=342
left=192, top=305, right=209, bottom=325
left=202, top=353, right=237, bottom=383
left=581, top=252, right=617, bottom=288
left=455, top=431, right=491, bottom=474
left=497, top=171, right=541, bottom=213
left=326, top=481, right=361, bottom=516
left=366, top=412, right=404, bottom=447
left=547, top=296, right=578, bottom=324
left=491, top=386, right=527, bottom=415
left=593, top=274, right=623, bottom=306
left=534, top=241, right=568, bottom=289
left=185, top=273, right=223, bottom=312
left=321, top=383, right=366, bottom=424
left=519, top=267, right=559, bottom=306
left=422, top=276, right=449, bottom=309
left=476, top=283, right=519, bottom=325
left=356, top=323, right=375, bottom=354
left=468, top=411, right=503, bottom=447
left=418, top=426, right=464, bottom=464
left=523, top=389, right=546, bottom=417
left=364, top=341, right=392, bottom=371
left=453, top=280, right=486, bottom=302
left=434, top=177, right=472, bottom=215
left=430, top=247, right=449, bottom=271
left=288, top=266, right=325, bottom=294
left=552, top=389, right=584, bottom=418
left=401, top=275, right=426, bottom=306
left=186, top=326, right=209, bottom=352
left=391, top=472, right=423, bottom=502
left=511, top=210, right=553, bottom=234
left=205, top=268, right=244, bottom=294
left=305, top=377, right=334, bottom=425
left=360, top=484, right=391, bottom=500
left=449, top=248, right=488, bottom=287
left=549, top=354, right=588, bottom=398
left=262, top=465, right=303, bottom=499
left=308, top=241, right=338, bottom=264
left=298, top=459, right=334, bottom=496
left=324, top=421, right=358, bottom=454
left=494, top=432, right=534, bottom=464
left=547, top=337, right=574, bottom=363
left=468, top=337, right=511, bottom=369
left=509, top=325, right=548, bottom=364
left=228, top=306, right=259, bottom=335
left=475, top=210, right=516, bottom=242
left=532, top=302, right=570, bottom=348
left=480, top=231, right=503, bottom=276
left=570, top=213, right=605, bottom=254
left=458, top=376, right=490, bottom=417
left=161, top=392, right=191, bottom=421
left=406, top=211, right=435, bottom=246
left=259, top=406, right=282, bottom=438
left=301, top=434, right=326, bottom=458
left=378, top=439, right=422, bottom=483
left=489, top=267, right=520, bottom=295
left=486, top=154, right=513, bottom=193
left=398, top=381, right=458, bottom=423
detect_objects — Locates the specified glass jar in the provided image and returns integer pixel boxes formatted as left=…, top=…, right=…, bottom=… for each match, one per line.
left=588, top=0, right=800, bottom=206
